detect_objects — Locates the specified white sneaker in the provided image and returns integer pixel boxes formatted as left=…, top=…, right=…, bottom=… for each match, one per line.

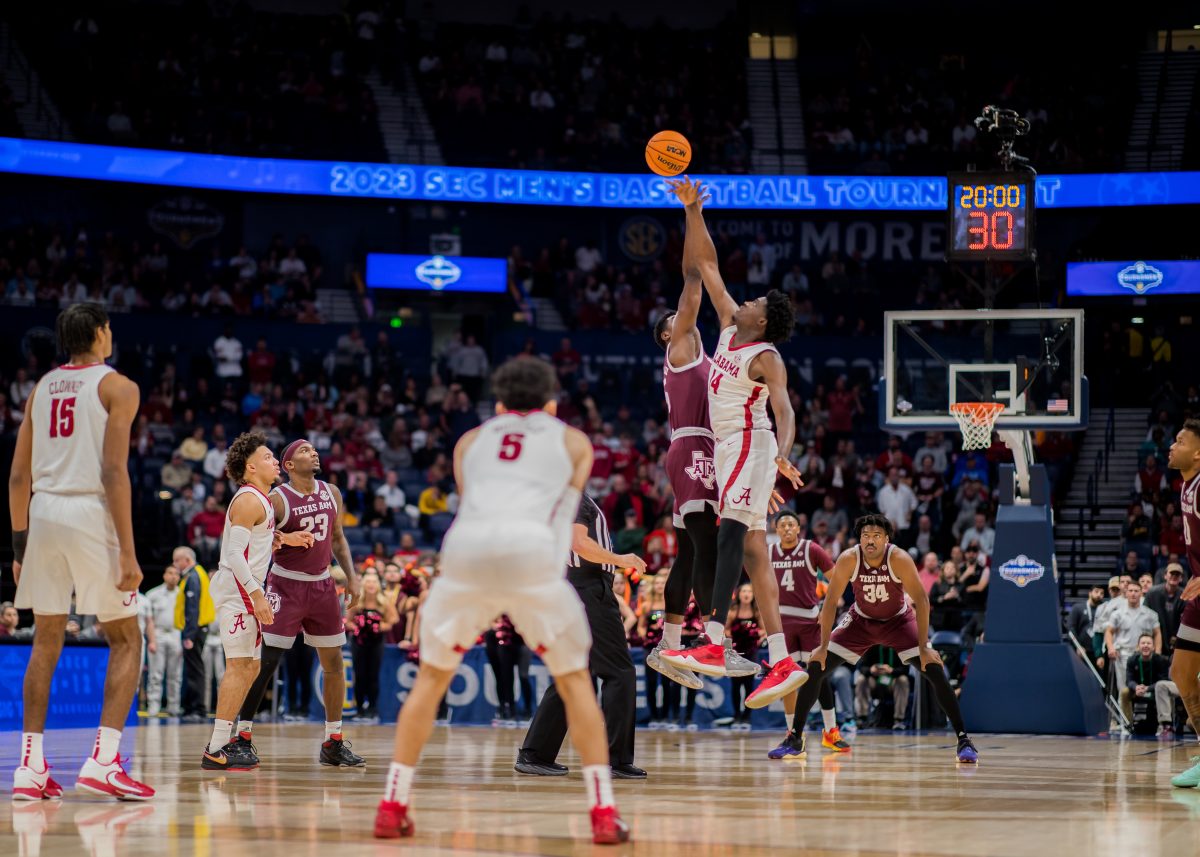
left=646, top=642, right=705, bottom=690
left=76, top=756, right=155, bottom=801
left=13, top=764, right=63, bottom=801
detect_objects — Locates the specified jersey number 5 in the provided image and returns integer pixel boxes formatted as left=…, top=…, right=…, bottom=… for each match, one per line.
left=49, top=397, right=76, bottom=438
left=498, top=433, right=525, bottom=461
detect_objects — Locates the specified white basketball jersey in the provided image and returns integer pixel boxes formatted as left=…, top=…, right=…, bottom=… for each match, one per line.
left=707, top=326, right=778, bottom=442
left=30, top=362, right=116, bottom=495
left=454, top=410, right=575, bottom=532
left=217, top=485, right=276, bottom=587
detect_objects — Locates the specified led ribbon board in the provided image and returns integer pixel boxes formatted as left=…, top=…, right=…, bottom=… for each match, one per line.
left=0, top=138, right=1195, bottom=210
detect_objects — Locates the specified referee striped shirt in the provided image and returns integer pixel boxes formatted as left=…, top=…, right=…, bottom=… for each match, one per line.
left=568, top=493, right=615, bottom=582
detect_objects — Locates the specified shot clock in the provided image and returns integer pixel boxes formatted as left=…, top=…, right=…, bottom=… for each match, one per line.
left=946, top=171, right=1035, bottom=261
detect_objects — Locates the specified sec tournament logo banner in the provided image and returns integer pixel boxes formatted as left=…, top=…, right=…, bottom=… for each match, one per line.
left=999, top=555, right=1045, bottom=588
left=1117, top=261, right=1164, bottom=295
left=619, top=216, right=665, bottom=262
left=415, top=256, right=462, bottom=290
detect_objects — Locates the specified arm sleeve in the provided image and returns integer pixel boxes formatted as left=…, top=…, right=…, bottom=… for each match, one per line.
left=224, top=526, right=262, bottom=594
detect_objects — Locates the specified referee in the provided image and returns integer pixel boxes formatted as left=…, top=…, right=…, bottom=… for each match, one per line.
left=516, top=493, right=648, bottom=779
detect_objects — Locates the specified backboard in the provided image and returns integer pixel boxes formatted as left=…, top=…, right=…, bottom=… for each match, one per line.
left=881, top=309, right=1086, bottom=431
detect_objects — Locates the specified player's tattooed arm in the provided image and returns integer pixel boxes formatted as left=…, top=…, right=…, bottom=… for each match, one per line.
left=328, top=483, right=360, bottom=600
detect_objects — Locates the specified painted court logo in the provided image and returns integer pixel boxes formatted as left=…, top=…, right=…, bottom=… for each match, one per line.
left=999, top=555, right=1045, bottom=588
left=684, top=451, right=716, bottom=489
left=1117, top=261, right=1164, bottom=295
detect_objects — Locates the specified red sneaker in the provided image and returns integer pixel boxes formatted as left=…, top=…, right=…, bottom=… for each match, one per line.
left=76, top=756, right=155, bottom=801
left=659, top=637, right=726, bottom=677
left=374, top=800, right=415, bottom=839
left=590, top=805, right=630, bottom=845
left=744, top=658, right=808, bottom=709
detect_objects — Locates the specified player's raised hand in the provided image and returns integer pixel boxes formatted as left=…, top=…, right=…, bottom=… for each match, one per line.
left=250, top=589, right=275, bottom=625
left=775, top=456, right=804, bottom=490
left=116, top=550, right=144, bottom=593
left=618, top=554, right=648, bottom=576
left=665, top=176, right=710, bottom=208
left=1182, top=576, right=1200, bottom=601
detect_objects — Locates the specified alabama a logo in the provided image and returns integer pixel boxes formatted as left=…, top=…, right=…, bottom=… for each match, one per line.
left=999, top=554, right=1045, bottom=588
left=684, top=451, right=716, bottom=490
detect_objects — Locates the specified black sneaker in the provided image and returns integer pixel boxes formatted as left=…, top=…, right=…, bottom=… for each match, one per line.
left=232, top=732, right=259, bottom=766
left=320, top=737, right=366, bottom=767
left=610, top=762, right=647, bottom=779
left=514, top=749, right=568, bottom=776
left=202, top=740, right=259, bottom=771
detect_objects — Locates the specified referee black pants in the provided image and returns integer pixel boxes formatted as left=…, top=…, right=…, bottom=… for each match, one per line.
left=520, top=574, right=636, bottom=765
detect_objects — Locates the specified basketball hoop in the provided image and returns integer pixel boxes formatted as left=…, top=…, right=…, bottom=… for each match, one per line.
left=949, top=402, right=1004, bottom=450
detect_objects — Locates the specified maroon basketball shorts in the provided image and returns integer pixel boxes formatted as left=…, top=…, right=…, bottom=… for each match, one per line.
left=1178, top=600, right=1200, bottom=653
left=666, top=432, right=719, bottom=528
left=781, top=614, right=822, bottom=662
left=262, top=567, right=347, bottom=649
left=827, top=606, right=920, bottom=665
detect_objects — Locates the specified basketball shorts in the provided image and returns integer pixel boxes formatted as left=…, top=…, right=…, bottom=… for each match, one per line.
left=420, top=521, right=591, bottom=676
left=666, top=433, right=719, bottom=527
left=715, top=429, right=778, bottom=532
left=262, top=567, right=347, bottom=649
left=1178, top=600, right=1200, bottom=653
left=782, top=616, right=822, bottom=662
left=210, top=568, right=264, bottom=660
left=827, top=606, right=920, bottom=665
left=16, top=493, right=137, bottom=622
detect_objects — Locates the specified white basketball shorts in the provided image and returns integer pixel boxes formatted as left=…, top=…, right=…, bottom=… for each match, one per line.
left=209, top=568, right=263, bottom=660
left=715, top=429, right=778, bottom=532
left=16, top=493, right=138, bottom=622
left=419, top=521, right=591, bottom=676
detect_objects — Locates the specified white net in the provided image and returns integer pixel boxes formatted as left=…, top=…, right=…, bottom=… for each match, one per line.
left=949, top=402, right=1004, bottom=450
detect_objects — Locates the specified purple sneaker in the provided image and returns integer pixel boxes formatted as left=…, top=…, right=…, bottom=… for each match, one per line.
left=956, top=736, right=979, bottom=764
left=767, top=731, right=806, bottom=761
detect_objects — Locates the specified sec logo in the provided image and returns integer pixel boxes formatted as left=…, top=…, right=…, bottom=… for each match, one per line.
left=619, top=216, right=665, bottom=262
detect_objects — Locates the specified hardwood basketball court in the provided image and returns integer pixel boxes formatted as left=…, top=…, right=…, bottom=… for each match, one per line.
left=4, top=724, right=1199, bottom=856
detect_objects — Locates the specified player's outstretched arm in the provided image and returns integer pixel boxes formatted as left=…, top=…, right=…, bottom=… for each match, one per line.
left=99, top=374, right=143, bottom=592
left=894, top=549, right=941, bottom=669
left=8, top=390, right=35, bottom=583
left=329, top=483, right=360, bottom=600
left=670, top=177, right=736, bottom=329
left=812, top=551, right=855, bottom=667
left=665, top=177, right=708, bottom=366
left=755, top=351, right=802, bottom=490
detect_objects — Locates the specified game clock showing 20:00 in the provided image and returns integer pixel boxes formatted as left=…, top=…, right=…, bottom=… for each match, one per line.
left=947, top=172, right=1035, bottom=261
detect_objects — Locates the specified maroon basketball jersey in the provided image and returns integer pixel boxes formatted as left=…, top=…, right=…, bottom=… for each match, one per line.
left=850, top=544, right=908, bottom=621
left=773, top=539, right=834, bottom=612
left=663, top=345, right=712, bottom=434
left=1182, top=474, right=1200, bottom=573
left=273, top=480, right=337, bottom=574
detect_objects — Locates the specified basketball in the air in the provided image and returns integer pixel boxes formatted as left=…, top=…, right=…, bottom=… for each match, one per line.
left=645, top=130, right=692, bottom=176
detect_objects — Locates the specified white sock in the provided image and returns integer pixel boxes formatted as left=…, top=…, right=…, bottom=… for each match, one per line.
left=92, top=727, right=121, bottom=765
left=384, top=762, right=415, bottom=804
left=821, top=708, right=837, bottom=731
left=662, top=622, right=682, bottom=650
left=209, top=719, right=233, bottom=753
left=325, top=721, right=343, bottom=739
left=582, top=764, right=615, bottom=809
left=236, top=720, right=253, bottom=736
left=767, top=633, right=788, bottom=666
left=21, top=732, right=44, bottom=770
left=705, top=621, right=725, bottom=646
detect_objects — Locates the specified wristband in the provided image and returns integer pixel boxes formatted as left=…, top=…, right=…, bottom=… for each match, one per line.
left=13, top=529, right=28, bottom=564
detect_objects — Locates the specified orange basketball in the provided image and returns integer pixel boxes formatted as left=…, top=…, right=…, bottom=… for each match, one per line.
left=645, top=130, right=692, bottom=176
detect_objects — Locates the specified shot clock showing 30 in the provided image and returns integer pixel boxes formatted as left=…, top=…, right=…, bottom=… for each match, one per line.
left=947, top=171, right=1035, bottom=261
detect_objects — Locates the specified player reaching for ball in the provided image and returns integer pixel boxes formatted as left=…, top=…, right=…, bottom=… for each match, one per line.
left=658, top=177, right=808, bottom=709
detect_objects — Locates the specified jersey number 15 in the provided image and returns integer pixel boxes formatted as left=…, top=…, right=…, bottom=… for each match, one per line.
left=49, top=397, right=76, bottom=438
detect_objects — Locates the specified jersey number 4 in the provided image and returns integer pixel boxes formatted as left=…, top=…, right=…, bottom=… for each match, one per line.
left=780, top=567, right=795, bottom=592
left=49, top=397, right=76, bottom=438
left=709, top=371, right=723, bottom=395
left=498, top=433, right=525, bottom=461
left=298, top=513, right=329, bottom=542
